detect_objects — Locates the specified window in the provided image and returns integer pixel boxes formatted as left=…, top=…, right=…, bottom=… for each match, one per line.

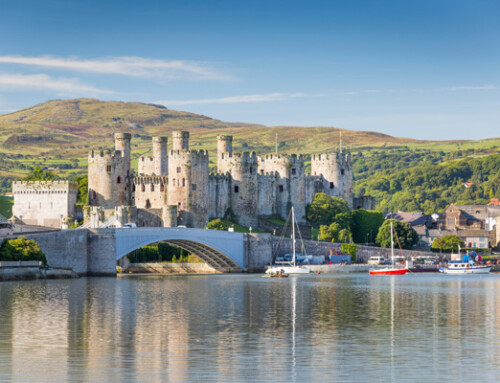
left=279, top=185, right=284, bottom=192
left=234, top=185, right=239, bottom=193
left=151, top=184, right=155, bottom=192
left=330, top=182, right=334, bottom=189
left=192, top=184, right=197, bottom=191
left=141, top=184, right=145, bottom=192
left=117, top=176, right=121, bottom=184
left=260, top=169, right=264, bottom=175
left=106, top=165, right=111, bottom=173
left=250, top=166, right=253, bottom=174
left=160, top=184, right=164, bottom=192
left=291, top=168, right=296, bottom=175
left=132, top=184, right=136, bottom=192
left=177, top=166, right=181, bottom=173
left=146, top=199, right=151, bottom=209
left=341, top=169, right=345, bottom=175
left=182, top=178, right=185, bottom=187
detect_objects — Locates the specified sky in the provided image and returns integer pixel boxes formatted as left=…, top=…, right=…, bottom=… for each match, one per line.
left=0, top=0, right=499, bottom=140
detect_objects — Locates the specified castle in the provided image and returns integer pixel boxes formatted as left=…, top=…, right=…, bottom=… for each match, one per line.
left=85, top=131, right=372, bottom=229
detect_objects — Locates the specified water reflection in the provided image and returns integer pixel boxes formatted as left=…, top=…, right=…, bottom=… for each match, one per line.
left=0, top=274, right=500, bottom=382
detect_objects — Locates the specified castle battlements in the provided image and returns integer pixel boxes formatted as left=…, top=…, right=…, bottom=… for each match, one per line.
left=13, top=180, right=78, bottom=192
left=169, top=149, right=209, bottom=160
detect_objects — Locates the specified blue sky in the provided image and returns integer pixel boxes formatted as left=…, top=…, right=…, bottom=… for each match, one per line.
left=0, top=0, right=499, bottom=140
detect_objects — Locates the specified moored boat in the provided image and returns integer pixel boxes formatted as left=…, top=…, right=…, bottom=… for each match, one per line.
left=369, top=267, right=408, bottom=275
left=439, top=259, right=491, bottom=274
left=266, top=206, right=311, bottom=275
left=369, top=222, right=408, bottom=276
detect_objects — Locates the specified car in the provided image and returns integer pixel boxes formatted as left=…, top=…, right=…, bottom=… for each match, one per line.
left=177, top=225, right=187, bottom=228
left=123, top=223, right=137, bottom=228
left=367, top=256, right=385, bottom=265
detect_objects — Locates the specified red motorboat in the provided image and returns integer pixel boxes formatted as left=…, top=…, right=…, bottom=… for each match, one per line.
left=369, top=268, right=408, bottom=275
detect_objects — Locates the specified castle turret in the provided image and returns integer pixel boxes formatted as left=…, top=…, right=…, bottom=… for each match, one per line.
left=217, top=135, right=233, bottom=171
left=167, top=131, right=209, bottom=227
left=172, top=131, right=189, bottom=151
left=88, top=133, right=132, bottom=208
left=153, top=136, right=168, bottom=176
left=114, top=132, right=131, bottom=160
left=257, top=154, right=307, bottom=221
left=221, top=152, right=259, bottom=227
left=311, top=151, right=353, bottom=207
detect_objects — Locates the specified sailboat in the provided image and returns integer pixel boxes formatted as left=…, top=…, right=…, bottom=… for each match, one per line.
left=369, top=221, right=408, bottom=275
left=265, top=206, right=311, bottom=275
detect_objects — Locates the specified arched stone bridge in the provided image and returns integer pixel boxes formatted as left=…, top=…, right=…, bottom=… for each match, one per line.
left=21, top=227, right=273, bottom=275
left=114, top=228, right=244, bottom=272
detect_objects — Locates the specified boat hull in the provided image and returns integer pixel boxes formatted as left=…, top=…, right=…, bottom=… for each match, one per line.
left=266, top=266, right=311, bottom=275
left=439, top=266, right=491, bottom=274
left=369, top=268, right=408, bottom=275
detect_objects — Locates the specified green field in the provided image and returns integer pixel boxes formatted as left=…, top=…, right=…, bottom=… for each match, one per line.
left=0, top=196, right=13, bottom=219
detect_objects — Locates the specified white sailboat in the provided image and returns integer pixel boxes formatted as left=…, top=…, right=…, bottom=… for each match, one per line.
left=266, top=206, right=311, bottom=275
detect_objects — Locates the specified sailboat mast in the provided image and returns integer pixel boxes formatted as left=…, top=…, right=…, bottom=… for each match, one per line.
left=390, top=221, right=394, bottom=265
left=292, top=206, right=296, bottom=267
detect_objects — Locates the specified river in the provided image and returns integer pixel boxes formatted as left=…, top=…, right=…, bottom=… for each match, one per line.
left=0, top=273, right=499, bottom=382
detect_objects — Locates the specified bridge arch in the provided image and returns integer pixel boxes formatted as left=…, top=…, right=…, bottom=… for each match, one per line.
left=114, top=228, right=245, bottom=272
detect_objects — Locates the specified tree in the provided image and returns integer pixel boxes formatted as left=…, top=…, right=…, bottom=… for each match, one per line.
left=432, top=235, right=464, bottom=253
left=306, top=193, right=351, bottom=227
left=318, top=223, right=352, bottom=243
left=73, top=175, right=88, bottom=204
left=205, top=218, right=230, bottom=231
left=0, top=237, right=46, bottom=264
left=350, top=209, right=384, bottom=243
left=376, top=219, right=418, bottom=249
left=23, top=167, right=56, bottom=181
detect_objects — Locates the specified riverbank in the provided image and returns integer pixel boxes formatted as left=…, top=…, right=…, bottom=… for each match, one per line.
left=122, top=262, right=219, bottom=274
left=0, top=261, right=78, bottom=281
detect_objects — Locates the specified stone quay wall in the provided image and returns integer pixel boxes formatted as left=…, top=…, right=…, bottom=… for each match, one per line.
left=270, top=237, right=441, bottom=264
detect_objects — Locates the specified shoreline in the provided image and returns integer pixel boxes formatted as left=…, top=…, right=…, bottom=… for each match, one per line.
left=0, top=262, right=79, bottom=282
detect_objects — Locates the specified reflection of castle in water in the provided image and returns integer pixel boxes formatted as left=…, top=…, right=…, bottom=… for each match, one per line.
left=86, top=131, right=373, bottom=228
left=3, top=277, right=500, bottom=381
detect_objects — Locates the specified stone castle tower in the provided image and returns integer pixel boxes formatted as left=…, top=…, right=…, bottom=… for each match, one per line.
left=311, top=150, right=353, bottom=208
left=88, top=132, right=132, bottom=208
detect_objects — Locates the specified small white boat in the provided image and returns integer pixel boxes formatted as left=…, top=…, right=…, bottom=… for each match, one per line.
left=439, top=260, right=491, bottom=274
left=266, top=265, right=310, bottom=275
left=266, top=206, right=311, bottom=275
left=439, top=246, right=491, bottom=274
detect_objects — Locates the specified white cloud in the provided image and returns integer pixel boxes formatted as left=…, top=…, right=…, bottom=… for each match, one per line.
left=0, top=74, right=113, bottom=95
left=0, top=55, right=231, bottom=81
left=445, top=85, right=497, bottom=91
left=158, top=92, right=310, bottom=106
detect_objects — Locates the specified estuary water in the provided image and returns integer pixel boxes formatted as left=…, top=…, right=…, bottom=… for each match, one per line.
left=1, top=273, right=500, bottom=382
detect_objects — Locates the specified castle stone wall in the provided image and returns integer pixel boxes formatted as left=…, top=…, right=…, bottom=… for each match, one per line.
left=133, top=176, right=168, bottom=209
left=13, top=181, right=78, bottom=228
left=208, top=174, right=230, bottom=219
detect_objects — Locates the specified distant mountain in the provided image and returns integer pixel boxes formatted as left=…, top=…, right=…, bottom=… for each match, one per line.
left=0, top=98, right=428, bottom=159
